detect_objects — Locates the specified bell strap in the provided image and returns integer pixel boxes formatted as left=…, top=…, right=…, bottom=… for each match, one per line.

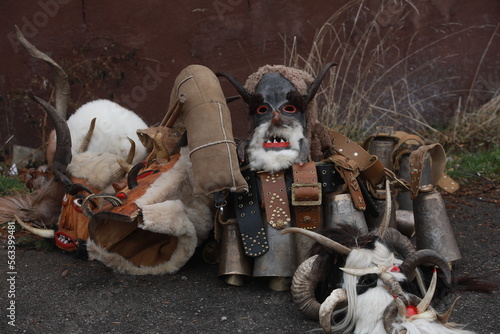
left=328, top=155, right=367, bottom=211
left=259, top=170, right=292, bottom=230
left=409, top=143, right=449, bottom=200
left=291, top=162, right=322, bottom=230
left=233, top=169, right=269, bottom=257
left=329, top=130, right=385, bottom=187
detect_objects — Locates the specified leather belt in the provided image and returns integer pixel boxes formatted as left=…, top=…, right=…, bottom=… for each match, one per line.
left=329, top=130, right=385, bottom=187
left=259, top=170, right=292, bottom=229
left=292, top=162, right=322, bottom=230
left=316, top=162, right=344, bottom=194
left=233, top=169, right=269, bottom=257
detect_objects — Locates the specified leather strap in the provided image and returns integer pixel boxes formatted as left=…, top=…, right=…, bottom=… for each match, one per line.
left=409, top=143, right=447, bottom=200
left=259, top=171, right=291, bottom=229
left=328, top=155, right=367, bottom=211
left=233, top=169, right=269, bottom=257
left=329, top=130, right=385, bottom=187
left=292, top=162, right=322, bottom=230
left=316, top=163, right=344, bottom=193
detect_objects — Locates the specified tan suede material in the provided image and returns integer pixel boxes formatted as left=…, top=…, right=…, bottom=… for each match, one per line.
left=169, top=65, right=248, bottom=196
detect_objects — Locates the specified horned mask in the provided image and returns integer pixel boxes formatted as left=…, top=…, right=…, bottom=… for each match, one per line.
left=217, top=62, right=336, bottom=173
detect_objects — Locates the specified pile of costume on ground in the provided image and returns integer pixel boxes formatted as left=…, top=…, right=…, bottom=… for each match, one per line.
left=1, top=27, right=484, bottom=333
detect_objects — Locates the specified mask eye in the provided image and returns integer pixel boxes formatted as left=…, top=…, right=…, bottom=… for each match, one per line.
left=282, top=105, right=297, bottom=113
left=72, top=198, right=83, bottom=212
left=256, top=105, right=268, bottom=114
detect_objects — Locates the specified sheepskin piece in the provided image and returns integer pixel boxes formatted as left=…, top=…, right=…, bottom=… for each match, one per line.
left=87, top=147, right=213, bottom=275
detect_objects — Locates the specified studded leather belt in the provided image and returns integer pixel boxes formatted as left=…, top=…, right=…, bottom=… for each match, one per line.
left=259, top=170, right=292, bottom=230
left=233, top=169, right=269, bottom=257
left=291, top=162, right=322, bottom=230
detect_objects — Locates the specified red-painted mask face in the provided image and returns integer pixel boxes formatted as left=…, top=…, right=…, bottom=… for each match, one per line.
left=56, top=177, right=98, bottom=251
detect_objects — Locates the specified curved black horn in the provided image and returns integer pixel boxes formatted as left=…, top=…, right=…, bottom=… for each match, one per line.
left=216, top=72, right=251, bottom=104
left=381, top=227, right=416, bottom=259
left=28, top=92, right=72, bottom=175
left=399, top=249, right=452, bottom=285
left=306, top=62, right=337, bottom=104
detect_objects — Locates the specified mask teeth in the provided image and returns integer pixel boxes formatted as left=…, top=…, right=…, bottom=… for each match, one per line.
left=267, top=135, right=287, bottom=143
left=58, top=234, right=73, bottom=244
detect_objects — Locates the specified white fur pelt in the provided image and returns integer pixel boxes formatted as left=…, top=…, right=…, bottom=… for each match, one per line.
left=65, top=99, right=148, bottom=164
left=87, top=147, right=213, bottom=275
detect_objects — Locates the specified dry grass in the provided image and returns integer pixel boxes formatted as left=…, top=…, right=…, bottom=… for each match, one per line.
left=283, top=0, right=499, bottom=150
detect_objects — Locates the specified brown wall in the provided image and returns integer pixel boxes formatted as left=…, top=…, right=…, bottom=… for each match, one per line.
left=1, top=0, right=499, bottom=157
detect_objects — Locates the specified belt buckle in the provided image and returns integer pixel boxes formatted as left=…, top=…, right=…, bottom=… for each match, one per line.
left=291, top=183, right=322, bottom=206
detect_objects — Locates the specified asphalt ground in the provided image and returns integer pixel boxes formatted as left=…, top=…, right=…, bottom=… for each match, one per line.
left=1, top=182, right=499, bottom=334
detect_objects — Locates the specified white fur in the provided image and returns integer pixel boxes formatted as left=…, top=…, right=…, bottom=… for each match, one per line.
left=66, top=151, right=123, bottom=193
left=87, top=148, right=213, bottom=275
left=330, top=242, right=474, bottom=334
left=66, top=99, right=148, bottom=164
left=247, top=121, right=306, bottom=172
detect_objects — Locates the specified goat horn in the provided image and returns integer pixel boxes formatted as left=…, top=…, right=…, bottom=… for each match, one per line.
left=28, top=92, right=72, bottom=175
left=340, top=266, right=381, bottom=276
left=399, top=249, right=452, bottom=285
left=319, top=288, right=347, bottom=333
left=16, top=26, right=70, bottom=118
left=374, top=180, right=391, bottom=239
left=291, top=255, right=322, bottom=320
left=436, top=296, right=461, bottom=324
left=18, top=27, right=72, bottom=175
left=79, top=118, right=96, bottom=153
left=216, top=72, right=251, bottom=104
left=281, top=227, right=351, bottom=255
left=417, top=268, right=437, bottom=313
left=111, top=138, right=136, bottom=183
left=306, top=62, right=337, bottom=104
left=14, top=215, right=54, bottom=239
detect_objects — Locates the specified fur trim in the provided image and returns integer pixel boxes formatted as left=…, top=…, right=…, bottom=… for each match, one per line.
left=244, top=65, right=313, bottom=95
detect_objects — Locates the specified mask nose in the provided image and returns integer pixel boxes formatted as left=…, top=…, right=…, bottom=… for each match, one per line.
left=272, top=110, right=281, bottom=125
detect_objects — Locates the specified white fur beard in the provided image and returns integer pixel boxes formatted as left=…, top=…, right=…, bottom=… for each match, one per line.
left=247, top=122, right=305, bottom=173
left=353, top=286, right=394, bottom=334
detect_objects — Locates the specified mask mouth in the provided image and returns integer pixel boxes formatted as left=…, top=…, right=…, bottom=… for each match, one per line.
left=262, top=135, right=291, bottom=149
left=55, top=231, right=76, bottom=250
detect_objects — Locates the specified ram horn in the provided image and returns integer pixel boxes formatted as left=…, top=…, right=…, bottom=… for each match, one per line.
left=216, top=72, right=251, bottom=104
left=319, top=288, right=347, bottom=333
left=290, top=255, right=322, bottom=320
left=78, top=118, right=97, bottom=153
left=399, top=249, right=452, bottom=285
left=14, top=215, right=54, bottom=239
left=305, top=62, right=337, bottom=104
left=381, top=227, right=416, bottom=259
left=281, top=227, right=352, bottom=255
